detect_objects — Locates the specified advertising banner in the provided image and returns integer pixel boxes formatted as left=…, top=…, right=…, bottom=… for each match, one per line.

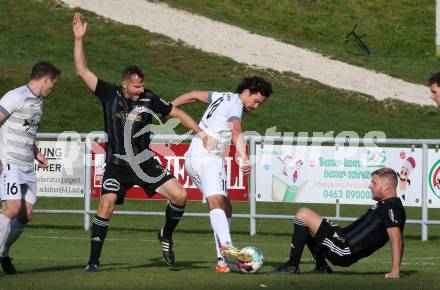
left=427, top=149, right=440, bottom=208
left=35, top=140, right=84, bottom=197
left=256, top=145, right=422, bottom=206
left=91, top=143, right=249, bottom=201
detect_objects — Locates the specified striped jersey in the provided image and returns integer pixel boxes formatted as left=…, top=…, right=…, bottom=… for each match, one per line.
left=188, top=91, right=243, bottom=156
left=0, top=85, right=43, bottom=169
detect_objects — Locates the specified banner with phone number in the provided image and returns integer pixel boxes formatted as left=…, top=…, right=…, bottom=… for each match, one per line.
left=256, top=144, right=424, bottom=207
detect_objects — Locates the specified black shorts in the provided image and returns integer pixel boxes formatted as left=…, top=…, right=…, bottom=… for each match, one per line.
left=101, top=159, right=174, bottom=204
left=314, top=219, right=354, bottom=267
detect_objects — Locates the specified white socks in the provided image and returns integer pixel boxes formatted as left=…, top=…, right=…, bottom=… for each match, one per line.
left=210, top=208, right=231, bottom=246
left=0, top=214, right=11, bottom=257
left=1, top=218, right=25, bottom=257
left=214, top=217, right=232, bottom=260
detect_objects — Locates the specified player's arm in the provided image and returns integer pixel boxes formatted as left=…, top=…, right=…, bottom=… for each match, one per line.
left=168, top=106, right=208, bottom=145
left=73, top=12, right=98, bottom=92
left=0, top=110, right=7, bottom=125
left=385, top=227, right=404, bottom=279
left=230, top=118, right=251, bottom=175
left=171, top=91, right=209, bottom=107
left=33, top=143, right=48, bottom=169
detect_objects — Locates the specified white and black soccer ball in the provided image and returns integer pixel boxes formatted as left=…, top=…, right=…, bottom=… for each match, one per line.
left=237, top=246, right=264, bottom=273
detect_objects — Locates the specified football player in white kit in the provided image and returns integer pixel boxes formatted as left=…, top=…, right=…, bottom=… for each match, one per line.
left=0, top=61, right=60, bottom=274
left=172, top=76, right=272, bottom=272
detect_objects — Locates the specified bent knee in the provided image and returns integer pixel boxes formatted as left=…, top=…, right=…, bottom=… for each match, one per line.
left=172, top=190, right=187, bottom=206
left=295, top=207, right=312, bottom=220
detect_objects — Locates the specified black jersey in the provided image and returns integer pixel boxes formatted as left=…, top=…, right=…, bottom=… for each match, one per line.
left=342, top=197, right=406, bottom=263
left=94, top=79, right=173, bottom=167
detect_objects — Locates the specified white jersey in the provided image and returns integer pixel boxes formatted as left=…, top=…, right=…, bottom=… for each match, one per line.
left=188, top=91, right=243, bottom=157
left=0, top=85, right=43, bottom=169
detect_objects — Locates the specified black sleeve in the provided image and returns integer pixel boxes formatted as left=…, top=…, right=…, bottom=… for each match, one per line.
left=94, top=79, right=117, bottom=103
left=148, top=91, right=173, bottom=116
left=379, top=203, right=404, bottom=228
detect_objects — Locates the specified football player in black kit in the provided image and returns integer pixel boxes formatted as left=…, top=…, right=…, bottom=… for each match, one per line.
left=272, top=167, right=405, bottom=279
left=73, top=13, right=209, bottom=272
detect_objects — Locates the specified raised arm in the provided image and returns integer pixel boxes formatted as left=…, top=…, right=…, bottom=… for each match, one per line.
left=385, top=227, right=404, bottom=279
left=73, top=12, right=98, bottom=92
left=230, top=119, right=251, bottom=175
left=171, top=91, right=209, bottom=107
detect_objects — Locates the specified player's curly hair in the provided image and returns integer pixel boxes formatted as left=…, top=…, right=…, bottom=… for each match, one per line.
left=236, top=76, right=273, bottom=97
left=428, top=71, right=440, bottom=86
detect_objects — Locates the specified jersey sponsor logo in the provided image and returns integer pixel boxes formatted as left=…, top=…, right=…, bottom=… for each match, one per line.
left=102, top=178, right=120, bottom=191
left=115, top=111, right=142, bottom=122
left=23, top=113, right=41, bottom=134
left=133, top=105, right=148, bottom=113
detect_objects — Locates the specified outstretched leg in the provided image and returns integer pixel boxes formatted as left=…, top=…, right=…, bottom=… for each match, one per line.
left=271, top=207, right=324, bottom=275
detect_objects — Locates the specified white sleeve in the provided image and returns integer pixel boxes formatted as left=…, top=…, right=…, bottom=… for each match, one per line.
left=226, top=100, right=243, bottom=122
left=208, top=91, right=223, bottom=104
left=0, top=90, right=23, bottom=117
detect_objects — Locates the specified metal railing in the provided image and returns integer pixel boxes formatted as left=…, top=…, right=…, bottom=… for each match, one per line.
left=33, top=132, right=440, bottom=240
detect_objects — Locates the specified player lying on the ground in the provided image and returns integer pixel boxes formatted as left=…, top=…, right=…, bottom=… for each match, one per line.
left=171, top=76, right=273, bottom=272
left=271, top=167, right=405, bottom=279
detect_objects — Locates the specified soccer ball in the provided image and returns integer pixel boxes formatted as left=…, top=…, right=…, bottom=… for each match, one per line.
left=237, top=246, right=264, bottom=273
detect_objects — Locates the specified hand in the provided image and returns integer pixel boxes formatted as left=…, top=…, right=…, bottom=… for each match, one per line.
left=73, top=12, right=87, bottom=39
left=198, top=131, right=218, bottom=152
left=241, top=159, right=251, bottom=176
left=36, top=152, right=48, bottom=169
left=384, top=272, right=400, bottom=279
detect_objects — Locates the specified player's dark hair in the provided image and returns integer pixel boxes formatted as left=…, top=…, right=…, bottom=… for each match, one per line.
left=371, top=167, right=398, bottom=189
left=30, top=61, right=61, bottom=80
left=236, top=76, right=273, bottom=97
left=428, top=72, right=440, bottom=86
left=121, top=65, right=144, bottom=81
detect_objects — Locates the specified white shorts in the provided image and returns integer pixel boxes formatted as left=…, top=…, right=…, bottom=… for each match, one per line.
left=184, top=154, right=227, bottom=198
left=0, top=164, right=37, bottom=205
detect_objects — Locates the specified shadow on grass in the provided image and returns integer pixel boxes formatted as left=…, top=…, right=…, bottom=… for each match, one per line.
left=26, top=225, right=440, bottom=240
left=103, top=257, right=209, bottom=272
left=329, top=270, right=417, bottom=277
left=15, top=263, right=126, bottom=275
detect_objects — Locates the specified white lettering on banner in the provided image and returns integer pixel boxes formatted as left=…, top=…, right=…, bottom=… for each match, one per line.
left=93, top=145, right=245, bottom=192
left=164, top=156, right=197, bottom=189
left=225, top=156, right=245, bottom=189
